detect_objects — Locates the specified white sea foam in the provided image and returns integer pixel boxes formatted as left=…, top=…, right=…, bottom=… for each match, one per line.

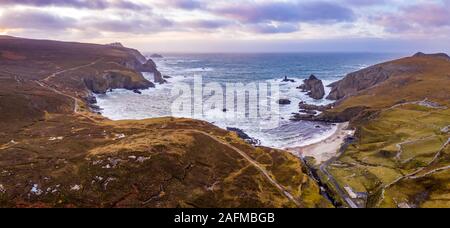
left=96, top=53, right=394, bottom=149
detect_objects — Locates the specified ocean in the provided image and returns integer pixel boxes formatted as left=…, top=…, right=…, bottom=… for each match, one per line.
left=95, top=53, right=402, bottom=149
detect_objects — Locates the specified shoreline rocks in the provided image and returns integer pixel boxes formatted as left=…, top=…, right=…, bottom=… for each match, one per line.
left=297, top=75, right=325, bottom=100
left=139, top=59, right=167, bottom=84
left=83, top=71, right=155, bottom=94
left=278, top=99, right=292, bottom=105
left=282, top=76, right=296, bottom=83
left=227, top=127, right=261, bottom=146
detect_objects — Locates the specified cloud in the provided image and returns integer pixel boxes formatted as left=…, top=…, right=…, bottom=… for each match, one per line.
left=249, top=23, right=300, bottom=34
left=0, top=0, right=149, bottom=10
left=184, top=19, right=233, bottom=30
left=344, top=0, right=386, bottom=6
left=164, top=0, right=204, bottom=10
left=372, top=1, right=450, bottom=33
left=214, top=1, right=355, bottom=24
left=86, top=17, right=174, bottom=34
left=0, top=10, right=76, bottom=30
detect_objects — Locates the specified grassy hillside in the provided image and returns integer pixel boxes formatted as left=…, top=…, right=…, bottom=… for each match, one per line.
left=0, top=36, right=330, bottom=208
left=322, top=54, right=450, bottom=208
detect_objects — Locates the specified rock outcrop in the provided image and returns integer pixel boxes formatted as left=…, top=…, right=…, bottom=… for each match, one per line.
left=282, top=76, right=296, bottom=83
left=299, top=101, right=332, bottom=112
left=227, top=127, right=261, bottom=145
left=298, top=75, right=325, bottom=99
left=326, top=54, right=435, bottom=100
left=83, top=71, right=155, bottom=94
left=278, top=99, right=292, bottom=105
left=139, top=59, right=166, bottom=84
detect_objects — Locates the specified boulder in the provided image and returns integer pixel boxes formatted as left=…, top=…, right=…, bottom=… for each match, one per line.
left=298, top=75, right=325, bottom=99
left=278, top=99, right=292, bottom=105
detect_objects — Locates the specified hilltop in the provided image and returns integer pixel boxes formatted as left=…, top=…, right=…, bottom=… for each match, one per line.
left=0, top=36, right=330, bottom=208
left=308, top=53, right=450, bottom=208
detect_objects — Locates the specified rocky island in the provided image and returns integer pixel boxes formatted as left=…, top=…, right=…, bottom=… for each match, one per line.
left=297, top=75, right=325, bottom=100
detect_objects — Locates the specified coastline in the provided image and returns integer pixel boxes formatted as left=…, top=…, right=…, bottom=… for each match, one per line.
left=288, top=122, right=354, bottom=164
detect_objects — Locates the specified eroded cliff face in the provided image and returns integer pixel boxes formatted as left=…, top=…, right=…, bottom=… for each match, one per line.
left=312, top=53, right=450, bottom=208
left=326, top=58, right=421, bottom=100
left=139, top=59, right=166, bottom=84
left=83, top=71, right=155, bottom=94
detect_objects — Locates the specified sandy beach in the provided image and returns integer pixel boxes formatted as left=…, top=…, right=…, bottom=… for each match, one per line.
left=288, top=122, right=354, bottom=164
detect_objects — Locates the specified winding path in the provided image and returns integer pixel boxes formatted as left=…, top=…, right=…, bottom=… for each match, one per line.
left=192, top=130, right=302, bottom=207
left=42, top=58, right=103, bottom=82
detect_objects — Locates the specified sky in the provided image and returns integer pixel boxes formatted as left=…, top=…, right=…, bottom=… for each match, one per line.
left=0, top=0, right=450, bottom=53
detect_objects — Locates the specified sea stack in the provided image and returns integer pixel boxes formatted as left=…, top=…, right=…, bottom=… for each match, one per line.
left=298, top=75, right=325, bottom=100
left=140, top=59, right=167, bottom=84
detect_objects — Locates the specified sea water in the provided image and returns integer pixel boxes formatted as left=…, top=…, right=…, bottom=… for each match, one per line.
left=95, top=53, right=401, bottom=149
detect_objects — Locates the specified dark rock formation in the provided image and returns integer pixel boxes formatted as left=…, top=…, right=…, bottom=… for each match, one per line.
left=133, top=89, right=142, bottom=94
left=227, top=127, right=261, bottom=146
left=139, top=59, right=166, bottom=84
left=299, top=101, right=333, bottom=112
left=297, top=75, right=325, bottom=99
left=300, top=110, right=317, bottom=115
left=154, top=71, right=167, bottom=84
left=282, top=76, right=296, bottom=83
left=138, top=59, right=158, bottom=72
left=83, top=71, right=154, bottom=94
left=278, top=99, right=292, bottom=105
left=291, top=106, right=369, bottom=123
left=290, top=113, right=316, bottom=121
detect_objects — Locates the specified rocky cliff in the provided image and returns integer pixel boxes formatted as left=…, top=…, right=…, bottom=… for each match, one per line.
left=139, top=59, right=166, bottom=84
left=311, top=53, right=450, bottom=208
left=0, top=36, right=330, bottom=208
left=83, top=71, right=155, bottom=94
left=326, top=54, right=433, bottom=101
